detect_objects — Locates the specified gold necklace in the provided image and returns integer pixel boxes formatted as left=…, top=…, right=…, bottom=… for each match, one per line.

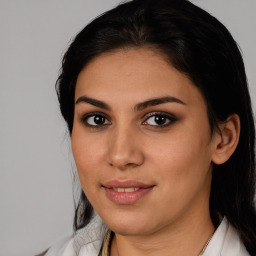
left=101, top=229, right=112, bottom=256
left=102, top=230, right=214, bottom=256
left=198, top=233, right=214, bottom=256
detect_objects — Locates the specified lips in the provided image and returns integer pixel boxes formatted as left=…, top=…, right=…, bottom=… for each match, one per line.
left=103, top=180, right=154, bottom=205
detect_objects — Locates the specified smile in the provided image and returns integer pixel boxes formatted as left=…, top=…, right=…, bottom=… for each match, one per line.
left=103, top=180, right=154, bottom=205
left=112, top=187, right=140, bottom=192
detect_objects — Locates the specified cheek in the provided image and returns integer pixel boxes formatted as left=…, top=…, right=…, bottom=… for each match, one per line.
left=148, top=125, right=212, bottom=191
left=147, top=134, right=213, bottom=221
left=71, top=128, right=106, bottom=188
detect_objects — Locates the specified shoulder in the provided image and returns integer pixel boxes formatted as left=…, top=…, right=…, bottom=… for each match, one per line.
left=204, top=217, right=250, bottom=256
left=221, top=219, right=250, bottom=256
left=38, top=214, right=107, bottom=256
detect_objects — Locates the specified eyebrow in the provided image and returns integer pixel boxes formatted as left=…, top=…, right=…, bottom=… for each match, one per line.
left=76, top=96, right=111, bottom=110
left=75, top=96, right=186, bottom=111
left=135, top=96, right=186, bottom=111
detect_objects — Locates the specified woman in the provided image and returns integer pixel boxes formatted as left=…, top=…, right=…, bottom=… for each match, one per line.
left=39, top=0, right=256, bottom=255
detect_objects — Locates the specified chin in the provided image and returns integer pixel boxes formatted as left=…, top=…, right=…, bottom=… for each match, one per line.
left=111, top=223, right=150, bottom=236
left=101, top=211, right=157, bottom=236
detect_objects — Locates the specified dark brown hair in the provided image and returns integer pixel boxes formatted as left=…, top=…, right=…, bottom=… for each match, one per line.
left=56, top=0, right=256, bottom=254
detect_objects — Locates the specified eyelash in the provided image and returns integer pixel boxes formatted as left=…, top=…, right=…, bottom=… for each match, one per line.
left=81, top=112, right=111, bottom=129
left=142, top=112, right=177, bottom=127
left=80, top=111, right=177, bottom=129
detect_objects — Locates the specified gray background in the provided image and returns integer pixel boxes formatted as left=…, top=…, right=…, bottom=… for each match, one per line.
left=1, top=1, right=255, bottom=255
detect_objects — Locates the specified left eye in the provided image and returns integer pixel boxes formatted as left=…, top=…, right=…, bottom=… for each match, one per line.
left=143, top=114, right=175, bottom=126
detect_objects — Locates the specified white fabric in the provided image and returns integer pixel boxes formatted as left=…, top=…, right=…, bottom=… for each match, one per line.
left=45, top=215, right=250, bottom=256
left=203, top=218, right=249, bottom=256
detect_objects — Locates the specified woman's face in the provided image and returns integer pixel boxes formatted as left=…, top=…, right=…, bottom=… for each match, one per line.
left=72, top=48, right=219, bottom=236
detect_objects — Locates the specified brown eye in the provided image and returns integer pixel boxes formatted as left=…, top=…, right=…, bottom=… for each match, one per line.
left=143, top=113, right=177, bottom=127
left=93, top=115, right=106, bottom=125
left=153, top=115, right=167, bottom=125
left=83, top=113, right=111, bottom=127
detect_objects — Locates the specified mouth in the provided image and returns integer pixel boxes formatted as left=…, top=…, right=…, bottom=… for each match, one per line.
left=112, top=187, right=140, bottom=192
left=102, top=180, right=155, bottom=205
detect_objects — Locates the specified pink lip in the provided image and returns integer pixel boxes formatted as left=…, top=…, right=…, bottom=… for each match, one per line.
left=103, top=179, right=153, bottom=189
left=103, top=179, right=154, bottom=205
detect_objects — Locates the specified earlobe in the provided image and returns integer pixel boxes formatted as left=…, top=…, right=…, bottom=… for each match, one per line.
left=211, top=114, right=240, bottom=165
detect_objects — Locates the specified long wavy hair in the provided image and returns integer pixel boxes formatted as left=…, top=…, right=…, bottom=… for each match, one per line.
left=55, top=0, right=256, bottom=254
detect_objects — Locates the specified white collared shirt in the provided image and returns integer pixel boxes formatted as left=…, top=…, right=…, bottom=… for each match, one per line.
left=44, top=215, right=250, bottom=256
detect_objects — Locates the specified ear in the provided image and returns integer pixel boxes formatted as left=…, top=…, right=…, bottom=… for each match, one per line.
left=211, top=114, right=240, bottom=165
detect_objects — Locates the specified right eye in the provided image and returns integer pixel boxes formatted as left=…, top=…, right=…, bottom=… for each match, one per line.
left=81, top=113, right=111, bottom=128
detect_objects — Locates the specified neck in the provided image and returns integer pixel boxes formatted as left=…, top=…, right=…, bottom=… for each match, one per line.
left=110, top=212, right=215, bottom=256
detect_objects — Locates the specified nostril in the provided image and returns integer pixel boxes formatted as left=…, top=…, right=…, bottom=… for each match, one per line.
left=108, top=161, right=141, bottom=170
left=125, top=163, right=138, bottom=168
left=106, top=138, right=145, bottom=169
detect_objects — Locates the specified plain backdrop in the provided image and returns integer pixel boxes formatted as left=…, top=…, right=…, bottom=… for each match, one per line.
left=1, top=1, right=255, bottom=255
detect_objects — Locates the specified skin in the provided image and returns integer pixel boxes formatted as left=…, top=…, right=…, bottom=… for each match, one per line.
left=71, top=48, right=235, bottom=256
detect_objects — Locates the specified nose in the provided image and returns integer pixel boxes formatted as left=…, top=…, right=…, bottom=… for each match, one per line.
left=106, top=125, right=144, bottom=170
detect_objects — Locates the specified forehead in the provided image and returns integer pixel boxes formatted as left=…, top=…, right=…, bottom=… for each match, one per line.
left=75, top=48, right=204, bottom=108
